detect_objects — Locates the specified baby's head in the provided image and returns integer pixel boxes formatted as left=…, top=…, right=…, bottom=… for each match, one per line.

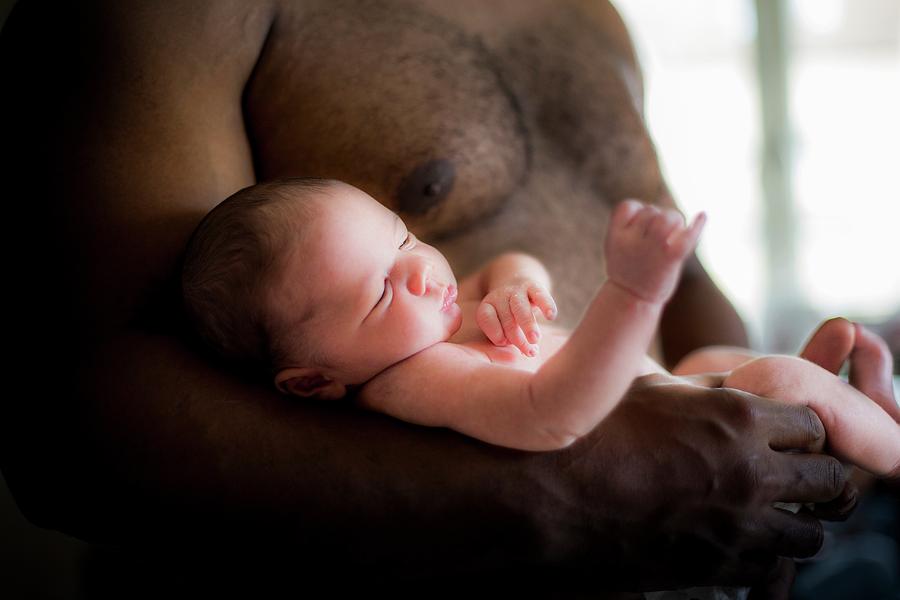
left=181, top=178, right=462, bottom=399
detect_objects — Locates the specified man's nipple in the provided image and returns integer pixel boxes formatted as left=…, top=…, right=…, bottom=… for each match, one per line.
left=396, top=158, right=456, bottom=215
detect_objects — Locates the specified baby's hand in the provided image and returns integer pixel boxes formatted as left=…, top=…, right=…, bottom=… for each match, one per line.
left=605, top=199, right=706, bottom=304
left=476, top=279, right=557, bottom=357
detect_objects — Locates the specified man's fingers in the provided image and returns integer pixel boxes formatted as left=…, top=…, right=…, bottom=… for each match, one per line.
left=808, top=477, right=859, bottom=521
left=476, top=303, right=506, bottom=346
left=760, top=400, right=826, bottom=453
left=768, top=452, right=847, bottom=504
left=760, top=506, right=825, bottom=558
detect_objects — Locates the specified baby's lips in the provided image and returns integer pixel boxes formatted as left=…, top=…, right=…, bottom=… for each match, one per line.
left=440, top=284, right=458, bottom=312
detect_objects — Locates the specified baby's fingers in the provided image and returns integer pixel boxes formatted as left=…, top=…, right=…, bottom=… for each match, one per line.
left=510, top=293, right=540, bottom=348
left=476, top=302, right=507, bottom=346
left=510, top=294, right=541, bottom=356
left=612, top=198, right=645, bottom=229
left=528, top=285, right=558, bottom=320
left=668, top=212, right=707, bottom=256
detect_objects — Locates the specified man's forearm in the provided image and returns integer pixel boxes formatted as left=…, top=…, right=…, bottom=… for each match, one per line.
left=659, top=254, right=749, bottom=368
left=22, top=329, right=554, bottom=575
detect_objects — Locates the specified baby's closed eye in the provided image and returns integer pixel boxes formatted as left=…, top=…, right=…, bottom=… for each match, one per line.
left=400, top=232, right=417, bottom=250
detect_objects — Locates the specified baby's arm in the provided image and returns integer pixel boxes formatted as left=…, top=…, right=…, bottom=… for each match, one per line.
left=357, top=343, right=550, bottom=449
left=526, top=201, right=705, bottom=445
left=459, top=252, right=557, bottom=356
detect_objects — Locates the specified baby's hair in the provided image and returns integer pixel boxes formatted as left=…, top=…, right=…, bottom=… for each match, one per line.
left=181, top=177, right=334, bottom=378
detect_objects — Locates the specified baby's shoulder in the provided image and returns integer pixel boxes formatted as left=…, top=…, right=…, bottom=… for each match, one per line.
left=357, top=341, right=491, bottom=406
left=389, top=341, right=491, bottom=375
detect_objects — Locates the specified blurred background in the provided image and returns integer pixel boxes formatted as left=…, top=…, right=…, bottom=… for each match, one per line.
left=616, top=0, right=900, bottom=357
left=1, top=0, right=898, bottom=598
left=615, top=3, right=900, bottom=597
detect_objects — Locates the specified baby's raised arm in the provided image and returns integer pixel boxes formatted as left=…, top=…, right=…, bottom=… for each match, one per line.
left=525, top=201, right=705, bottom=444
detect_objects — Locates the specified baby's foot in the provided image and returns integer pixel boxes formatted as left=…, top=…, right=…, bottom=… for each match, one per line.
left=799, top=317, right=855, bottom=375
left=849, top=323, right=900, bottom=423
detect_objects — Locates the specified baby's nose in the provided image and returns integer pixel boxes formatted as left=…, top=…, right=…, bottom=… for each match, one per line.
left=407, top=260, right=433, bottom=296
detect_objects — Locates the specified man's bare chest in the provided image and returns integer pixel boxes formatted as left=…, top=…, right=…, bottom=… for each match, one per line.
left=246, top=1, right=660, bottom=225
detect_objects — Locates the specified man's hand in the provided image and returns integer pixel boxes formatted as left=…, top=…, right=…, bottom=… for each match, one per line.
left=533, top=372, right=853, bottom=592
left=605, top=199, right=706, bottom=304
left=476, top=278, right=557, bottom=357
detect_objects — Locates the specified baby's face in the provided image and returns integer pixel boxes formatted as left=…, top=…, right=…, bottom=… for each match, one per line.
left=270, top=182, right=462, bottom=385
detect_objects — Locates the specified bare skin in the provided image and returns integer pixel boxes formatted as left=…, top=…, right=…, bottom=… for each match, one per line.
left=1, top=0, right=854, bottom=595
left=680, top=318, right=900, bottom=478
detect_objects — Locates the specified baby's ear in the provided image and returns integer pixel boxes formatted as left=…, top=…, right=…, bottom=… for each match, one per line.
left=275, top=367, right=347, bottom=400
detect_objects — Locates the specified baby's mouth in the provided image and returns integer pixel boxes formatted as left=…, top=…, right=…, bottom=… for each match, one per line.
left=441, top=285, right=458, bottom=312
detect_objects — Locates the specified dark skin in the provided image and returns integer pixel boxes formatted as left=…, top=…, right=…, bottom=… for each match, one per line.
left=1, top=0, right=854, bottom=595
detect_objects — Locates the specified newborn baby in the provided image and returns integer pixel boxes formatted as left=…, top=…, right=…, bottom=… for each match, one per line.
left=181, top=178, right=899, bottom=477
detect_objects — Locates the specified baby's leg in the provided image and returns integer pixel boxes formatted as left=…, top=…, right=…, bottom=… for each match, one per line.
left=724, top=329, right=900, bottom=478
left=672, top=345, right=761, bottom=376
left=674, top=316, right=856, bottom=377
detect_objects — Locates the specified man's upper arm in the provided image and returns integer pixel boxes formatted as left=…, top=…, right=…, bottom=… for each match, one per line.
left=652, top=186, right=749, bottom=364
left=4, top=0, right=275, bottom=529
left=6, top=1, right=274, bottom=338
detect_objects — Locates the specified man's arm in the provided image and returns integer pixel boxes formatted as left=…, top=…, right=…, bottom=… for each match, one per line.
left=0, top=0, right=550, bottom=570
left=660, top=253, right=751, bottom=367
left=654, top=186, right=749, bottom=365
